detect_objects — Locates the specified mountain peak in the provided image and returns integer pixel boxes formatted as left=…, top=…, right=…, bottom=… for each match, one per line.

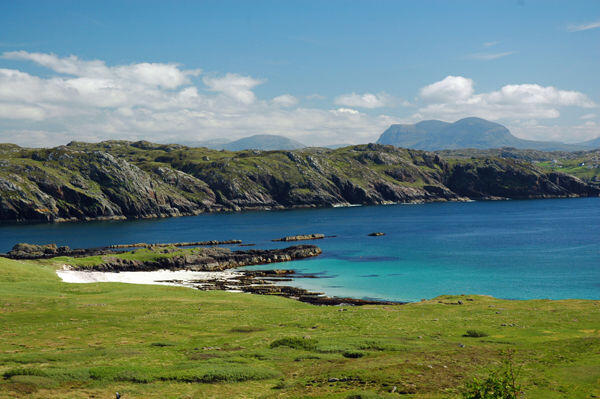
left=377, top=117, right=583, bottom=151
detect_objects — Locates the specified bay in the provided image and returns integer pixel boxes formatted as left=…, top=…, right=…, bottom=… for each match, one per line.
left=1, top=197, right=599, bottom=302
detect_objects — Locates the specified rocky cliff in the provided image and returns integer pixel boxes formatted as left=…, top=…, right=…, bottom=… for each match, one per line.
left=0, top=141, right=597, bottom=222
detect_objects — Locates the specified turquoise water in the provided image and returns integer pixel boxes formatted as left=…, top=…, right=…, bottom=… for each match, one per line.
left=1, top=198, right=599, bottom=302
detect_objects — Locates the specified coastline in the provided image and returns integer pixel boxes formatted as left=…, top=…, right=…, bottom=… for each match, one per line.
left=1, top=193, right=595, bottom=225
left=56, top=267, right=402, bottom=306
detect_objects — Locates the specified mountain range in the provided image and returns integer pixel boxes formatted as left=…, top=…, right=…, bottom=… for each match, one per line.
left=377, top=117, right=599, bottom=151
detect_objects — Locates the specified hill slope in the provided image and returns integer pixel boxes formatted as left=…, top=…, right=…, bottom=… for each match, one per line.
left=377, top=117, right=585, bottom=151
left=0, top=141, right=597, bottom=222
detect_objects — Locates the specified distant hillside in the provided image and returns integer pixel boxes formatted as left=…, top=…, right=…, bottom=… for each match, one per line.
left=0, top=141, right=598, bottom=223
left=175, top=134, right=306, bottom=151
left=437, top=147, right=600, bottom=186
left=582, top=136, right=600, bottom=150
left=377, top=117, right=586, bottom=151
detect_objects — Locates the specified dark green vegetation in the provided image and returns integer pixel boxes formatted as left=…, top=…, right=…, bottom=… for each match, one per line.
left=437, top=148, right=600, bottom=186
left=1, top=140, right=598, bottom=222
left=377, top=117, right=594, bottom=151
left=1, top=257, right=599, bottom=398
left=462, top=352, right=521, bottom=399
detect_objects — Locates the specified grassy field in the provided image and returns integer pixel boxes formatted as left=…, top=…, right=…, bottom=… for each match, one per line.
left=0, top=256, right=599, bottom=398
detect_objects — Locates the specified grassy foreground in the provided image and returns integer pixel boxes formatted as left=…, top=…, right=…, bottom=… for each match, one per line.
left=0, top=257, right=599, bottom=398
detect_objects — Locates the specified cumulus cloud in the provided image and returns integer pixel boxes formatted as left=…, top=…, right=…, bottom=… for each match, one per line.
left=581, top=113, right=597, bottom=120
left=0, top=51, right=393, bottom=147
left=271, top=94, right=298, bottom=107
left=202, top=73, right=263, bottom=104
left=0, top=51, right=598, bottom=146
left=3, top=51, right=200, bottom=89
left=415, top=75, right=596, bottom=122
left=567, top=20, right=600, bottom=32
left=334, top=92, right=391, bottom=109
left=420, top=76, right=474, bottom=102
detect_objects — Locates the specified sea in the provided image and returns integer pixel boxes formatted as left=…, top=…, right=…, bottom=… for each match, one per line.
left=1, top=197, right=599, bottom=302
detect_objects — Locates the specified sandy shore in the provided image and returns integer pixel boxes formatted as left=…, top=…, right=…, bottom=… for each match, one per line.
left=56, top=268, right=242, bottom=288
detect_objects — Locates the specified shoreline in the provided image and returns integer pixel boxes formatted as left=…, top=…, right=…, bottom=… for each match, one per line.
left=1, top=194, right=596, bottom=226
left=56, top=267, right=403, bottom=306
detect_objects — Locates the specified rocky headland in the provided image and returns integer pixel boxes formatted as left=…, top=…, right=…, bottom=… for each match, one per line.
left=1, top=141, right=598, bottom=223
left=4, top=242, right=322, bottom=272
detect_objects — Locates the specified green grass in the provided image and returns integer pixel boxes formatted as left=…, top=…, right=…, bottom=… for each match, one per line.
left=0, top=257, right=599, bottom=398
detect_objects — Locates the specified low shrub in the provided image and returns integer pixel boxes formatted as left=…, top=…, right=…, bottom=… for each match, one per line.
left=464, top=330, right=489, bottom=338
left=342, top=351, right=365, bottom=358
left=269, top=337, right=317, bottom=351
left=462, top=351, right=522, bottom=399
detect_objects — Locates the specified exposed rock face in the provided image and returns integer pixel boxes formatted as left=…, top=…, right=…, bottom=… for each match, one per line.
left=1, top=141, right=598, bottom=223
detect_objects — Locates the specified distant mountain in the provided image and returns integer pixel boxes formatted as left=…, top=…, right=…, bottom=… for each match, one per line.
left=377, top=117, right=586, bottom=151
left=173, top=135, right=305, bottom=151
left=221, top=135, right=306, bottom=151
left=581, top=136, right=600, bottom=150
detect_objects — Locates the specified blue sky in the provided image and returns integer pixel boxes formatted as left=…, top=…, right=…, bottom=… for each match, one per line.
left=0, top=0, right=598, bottom=146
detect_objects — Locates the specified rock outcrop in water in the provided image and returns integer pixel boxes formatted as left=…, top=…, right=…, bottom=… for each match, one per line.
left=272, top=234, right=325, bottom=242
left=1, top=141, right=598, bottom=222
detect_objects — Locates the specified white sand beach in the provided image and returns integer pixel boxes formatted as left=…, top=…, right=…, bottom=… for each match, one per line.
left=56, top=268, right=242, bottom=288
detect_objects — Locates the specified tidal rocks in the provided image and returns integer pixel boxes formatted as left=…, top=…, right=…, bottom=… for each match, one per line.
left=272, top=233, right=325, bottom=242
left=7, top=243, right=72, bottom=259
left=195, top=269, right=403, bottom=306
left=6, top=243, right=114, bottom=259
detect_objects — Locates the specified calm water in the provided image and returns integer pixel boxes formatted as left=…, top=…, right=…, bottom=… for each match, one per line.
left=1, top=198, right=599, bottom=302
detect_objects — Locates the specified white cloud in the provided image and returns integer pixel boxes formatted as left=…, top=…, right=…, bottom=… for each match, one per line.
left=202, top=73, right=263, bottom=104
left=468, top=51, right=515, bottom=61
left=416, top=75, right=596, bottom=122
left=333, top=108, right=360, bottom=115
left=1, top=52, right=598, bottom=147
left=567, top=20, right=600, bottom=32
left=334, top=92, right=391, bottom=109
left=271, top=94, right=298, bottom=107
left=3, top=51, right=200, bottom=89
left=510, top=121, right=600, bottom=143
left=580, top=113, right=597, bottom=120
left=0, top=51, right=394, bottom=147
left=420, top=76, right=474, bottom=102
